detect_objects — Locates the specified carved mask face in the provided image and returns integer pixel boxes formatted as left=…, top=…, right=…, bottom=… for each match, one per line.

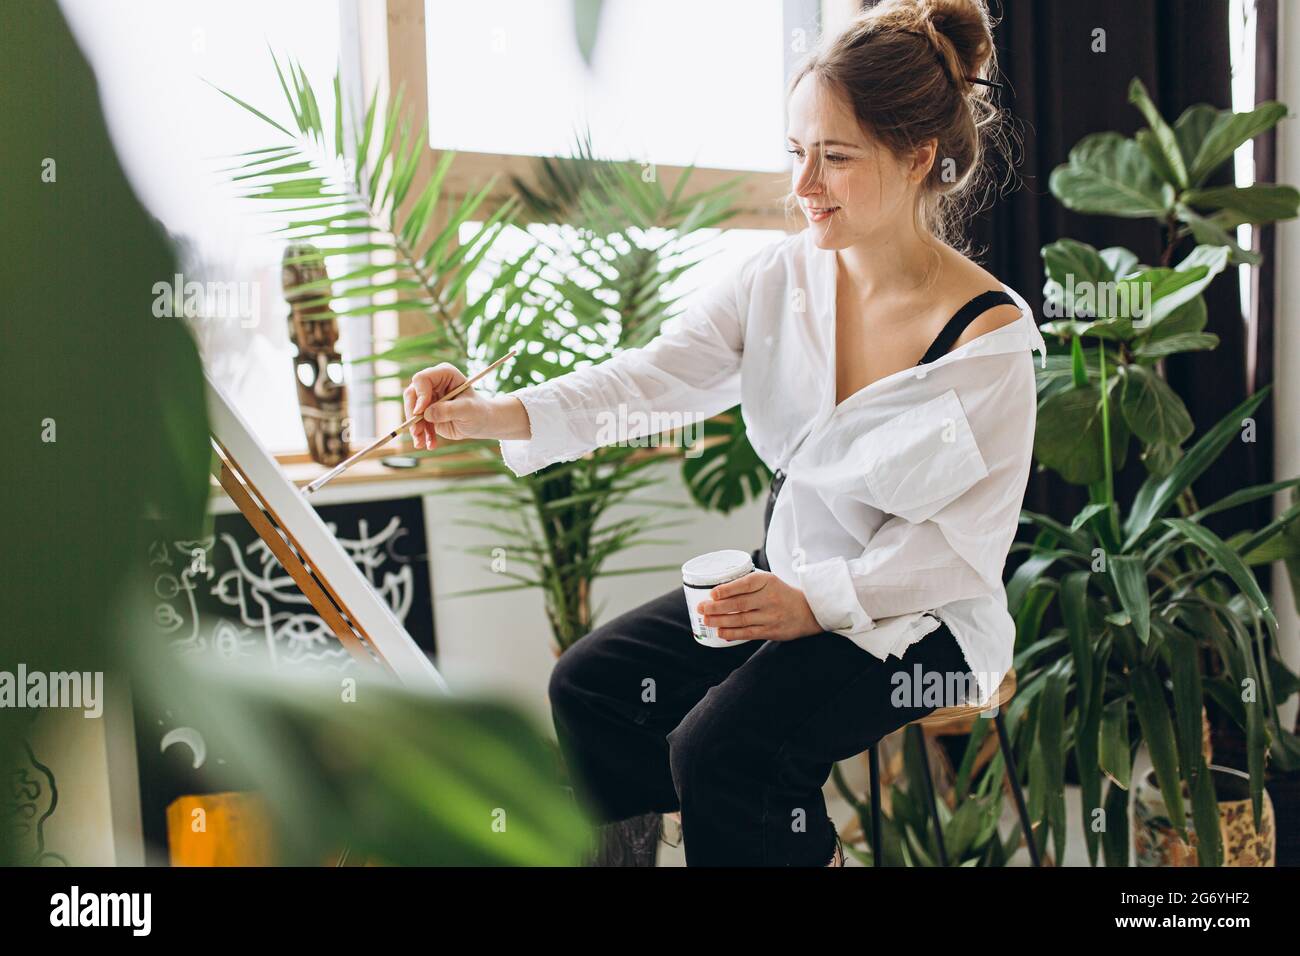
left=283, top=244, right=350, bottom=466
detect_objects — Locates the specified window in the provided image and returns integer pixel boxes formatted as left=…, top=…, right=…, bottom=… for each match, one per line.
left=379, top=0, right=819, bottom=410
left=61, top=0, right=368, bottom=454
left=389, top=0, right=823, bottom=236
left=424, top=0, right=788, bottom=172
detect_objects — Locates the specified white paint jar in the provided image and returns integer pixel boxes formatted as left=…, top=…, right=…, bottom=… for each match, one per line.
left=681, top=549, right=755, bottom=648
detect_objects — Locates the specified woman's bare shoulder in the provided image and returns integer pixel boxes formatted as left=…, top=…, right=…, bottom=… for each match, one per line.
left=941, top=251, right=1023, bottom=347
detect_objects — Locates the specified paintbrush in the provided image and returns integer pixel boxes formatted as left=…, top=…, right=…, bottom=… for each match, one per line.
left=303, top=349, right=517, bottom=495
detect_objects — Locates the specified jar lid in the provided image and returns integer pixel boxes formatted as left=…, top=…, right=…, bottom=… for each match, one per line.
left=681, top=549, right=754, bottom=588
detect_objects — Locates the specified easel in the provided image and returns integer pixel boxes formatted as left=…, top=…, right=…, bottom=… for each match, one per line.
left=201, top=373, right=446, bottom=691
left=160, top=378, right=448, bottom=865
left=209, top=435, right=391, bottom=678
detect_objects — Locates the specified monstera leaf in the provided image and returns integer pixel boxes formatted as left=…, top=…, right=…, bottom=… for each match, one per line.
left=683, top=408, right=772, bottom=514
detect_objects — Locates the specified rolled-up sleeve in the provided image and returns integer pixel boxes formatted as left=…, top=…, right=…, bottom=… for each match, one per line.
left=497, top=256, right=754, bottom=478
left=796, top=351, right=1037, bottom=656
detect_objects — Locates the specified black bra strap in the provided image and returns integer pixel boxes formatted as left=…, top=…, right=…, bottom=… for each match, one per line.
left=917, top=290, right=1017, bottom=365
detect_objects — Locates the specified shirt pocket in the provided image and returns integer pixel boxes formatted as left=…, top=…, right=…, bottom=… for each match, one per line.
left=857, top=388, right=990, bottom=524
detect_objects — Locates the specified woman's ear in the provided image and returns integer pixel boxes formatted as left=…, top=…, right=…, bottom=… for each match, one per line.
left=908, top=138, right=938, bottom=183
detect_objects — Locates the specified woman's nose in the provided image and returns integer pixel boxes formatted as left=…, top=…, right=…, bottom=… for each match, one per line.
left=793, top=161, right=823, bottom=197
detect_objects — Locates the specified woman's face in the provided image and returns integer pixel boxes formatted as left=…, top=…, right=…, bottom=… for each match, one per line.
left=786, top=74, right=931, bottom=250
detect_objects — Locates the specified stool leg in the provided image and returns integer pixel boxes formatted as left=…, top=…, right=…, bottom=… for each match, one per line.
left=909, top=724, right=949, bottom=866
left=868, top=744, right=882, bottom=867
left=994, top=710, right=1041, bottom=867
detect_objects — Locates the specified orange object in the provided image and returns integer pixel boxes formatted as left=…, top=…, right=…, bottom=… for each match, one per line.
left=166, top=791, right=277, bottom=866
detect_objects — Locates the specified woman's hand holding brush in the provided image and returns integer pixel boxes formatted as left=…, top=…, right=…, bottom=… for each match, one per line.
left=302, top=352, right=527, bottom=495
left=404, top=362, right=532, bottom=450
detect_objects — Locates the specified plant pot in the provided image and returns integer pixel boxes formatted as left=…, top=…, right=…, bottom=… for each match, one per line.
left=1133, top=765, right=1275, bottom=866
left=1207, top=718, right=1300, bottom=865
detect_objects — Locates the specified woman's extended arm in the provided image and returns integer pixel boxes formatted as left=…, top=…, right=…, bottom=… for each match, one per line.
left=406, top=249, right=761, bottom=478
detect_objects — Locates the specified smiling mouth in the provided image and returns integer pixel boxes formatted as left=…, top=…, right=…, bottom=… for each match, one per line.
left=806, top=206, right=839, bottom=221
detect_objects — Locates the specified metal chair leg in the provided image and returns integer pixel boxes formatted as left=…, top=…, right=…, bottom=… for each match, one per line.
left=868, top=744, right=882, bottom=867
left=994, top=710, right=1041, bottom=867
left=909, top=724, right=949, bottom=867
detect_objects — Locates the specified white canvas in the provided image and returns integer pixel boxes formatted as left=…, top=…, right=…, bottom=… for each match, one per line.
left=204, top=373, right=448, bottom=693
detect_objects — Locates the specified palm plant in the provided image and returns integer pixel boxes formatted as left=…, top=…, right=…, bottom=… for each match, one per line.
left=1012, top=78, right=1300, bottom=867
left=506, top=132, right=775, bottom=516
left=216, top=55, right=751, bottom=653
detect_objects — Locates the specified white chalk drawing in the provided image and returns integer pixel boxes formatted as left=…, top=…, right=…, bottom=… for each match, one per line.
left=149, top=516, right=417, bottom=678
left=159, top=727, right=207, bottom=770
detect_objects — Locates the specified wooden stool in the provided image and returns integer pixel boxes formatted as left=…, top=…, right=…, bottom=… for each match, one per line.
left=866, top=668, right=1041, bottom=867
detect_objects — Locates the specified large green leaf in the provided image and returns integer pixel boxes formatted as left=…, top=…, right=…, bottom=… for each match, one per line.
left=1102, top=779, right=1131, bottom=865
left=1034, top=381, right=1127, bottom=485
left=1176, top=204, right=1261, bottom=265
left=1181, top=183, right=1300, bottom=223
left=1176, top=100, right=1288, bottom=186
left=2, top=0, right=214, bottom=865
left=1146, top=295, right=1207, bottom=342
left=134, top=651, right=592, bottom=866
left=1130, top=666, right=1186, bottom=835
left=682, top=408, right=770, bottom=514
left=1037, top=665, right=1069, bottom=866
left=1162, top=518, right=1277, bottom=632
left=1122, top=386, right=1271, bottom=549
left=1099, top=698, right=1131, bottom=790
left=1131, top=332, right=1219, bottom=360
left=1060, top=571, right=1094, bottom=706
left=1108, top=555, right=1151, bottom=645
left=1099, top=245, right=1140, bottom=278
left=1041, top=238, right=1117, bottom=319
left=1129, top=77, right=1188, bottom=188
left=1118, top=363, right=1194, bottom=446
left=1048, top=132, right=1173, bottom=218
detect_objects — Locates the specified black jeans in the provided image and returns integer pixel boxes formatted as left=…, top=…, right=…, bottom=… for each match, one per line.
left=547, top=469, right=975, bottom=866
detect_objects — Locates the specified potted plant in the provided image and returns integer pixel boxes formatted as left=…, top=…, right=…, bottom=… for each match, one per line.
left=1133, top=763, right=1275, bottom=866
left=1010, top=78, right=1300, bottom=866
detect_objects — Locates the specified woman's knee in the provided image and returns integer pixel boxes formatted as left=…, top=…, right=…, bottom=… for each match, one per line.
left=547, top=638, right=593, bottom=712
left=546, top=625, right=624, bottom=715
left=666, top=696, right=750, bottom=790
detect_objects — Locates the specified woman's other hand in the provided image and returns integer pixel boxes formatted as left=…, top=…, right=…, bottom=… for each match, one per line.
left=696, top=570, right=822, bottom=642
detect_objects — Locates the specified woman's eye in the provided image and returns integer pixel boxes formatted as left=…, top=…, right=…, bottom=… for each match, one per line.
left=785, top=147, right=848, bottom=164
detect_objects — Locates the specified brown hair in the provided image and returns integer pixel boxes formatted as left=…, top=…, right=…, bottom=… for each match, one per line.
left=783, top=0, right=1015, bottom=259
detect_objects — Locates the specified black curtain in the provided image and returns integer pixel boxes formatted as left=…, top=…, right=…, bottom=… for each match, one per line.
left=962, top=0, right=1273, bottom=564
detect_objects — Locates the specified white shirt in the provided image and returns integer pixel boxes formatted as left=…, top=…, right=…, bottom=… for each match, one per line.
left=498, top=228, right=1046, bottom=708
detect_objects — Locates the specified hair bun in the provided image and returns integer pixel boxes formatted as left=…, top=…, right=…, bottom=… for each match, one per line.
left=920, top=0, right=995, bottom=91
left=873, top=0, right=995, bottom=95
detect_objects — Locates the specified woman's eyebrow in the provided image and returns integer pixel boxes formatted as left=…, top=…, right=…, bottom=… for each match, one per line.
left=786, top=137, right=862, bottom=149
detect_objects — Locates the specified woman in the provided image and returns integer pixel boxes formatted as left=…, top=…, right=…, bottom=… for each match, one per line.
left=404, top=0, right=1045, bottom=867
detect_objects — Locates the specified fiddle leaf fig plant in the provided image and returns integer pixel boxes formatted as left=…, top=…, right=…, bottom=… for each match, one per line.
left=1050, top=78, right=1295, bottom=265
left=1014, top=76, right=1300, bottom=867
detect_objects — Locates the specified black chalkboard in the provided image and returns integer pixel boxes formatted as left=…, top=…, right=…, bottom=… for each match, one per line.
left=135, top=494, right=436, bottom=864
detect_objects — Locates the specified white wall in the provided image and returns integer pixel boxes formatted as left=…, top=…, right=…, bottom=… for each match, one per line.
left=1272, top=5, right=1300, bottom=727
